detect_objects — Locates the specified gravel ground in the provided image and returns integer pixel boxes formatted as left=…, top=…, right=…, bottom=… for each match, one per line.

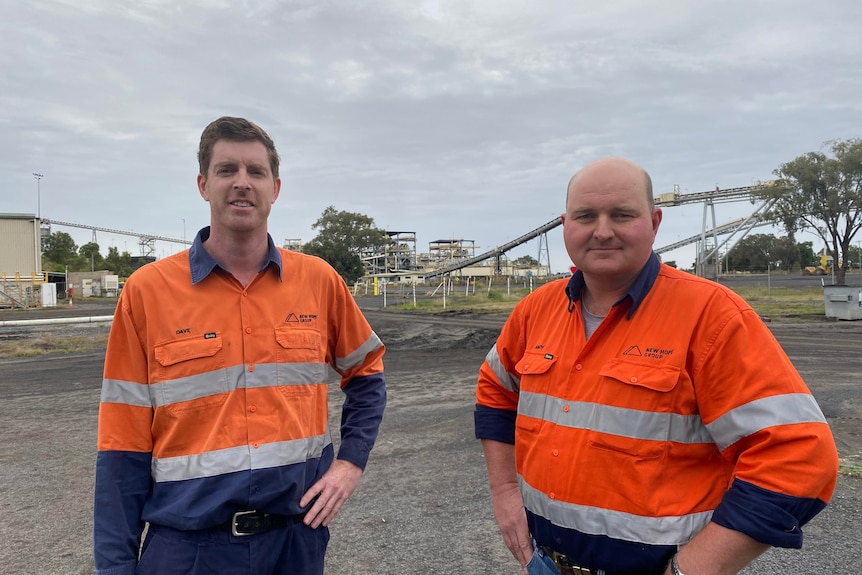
left=0, top=299, right=859, bottom=574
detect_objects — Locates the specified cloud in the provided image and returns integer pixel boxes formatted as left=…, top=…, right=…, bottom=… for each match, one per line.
left=1, top=0, right=860, bottom=271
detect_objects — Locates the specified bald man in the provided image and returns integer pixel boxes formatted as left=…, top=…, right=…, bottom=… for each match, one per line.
left=475, top=158, right=838, bottom=575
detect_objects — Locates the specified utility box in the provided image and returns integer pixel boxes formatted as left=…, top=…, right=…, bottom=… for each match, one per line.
left=823, top=286, right=862, bottom=321
left=40, top=283, right=57, bottom=308
left=104, top=274, right=119, bottom=297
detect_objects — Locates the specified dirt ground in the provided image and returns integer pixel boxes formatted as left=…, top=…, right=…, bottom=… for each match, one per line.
left=0, top=299, right=860, bottom=574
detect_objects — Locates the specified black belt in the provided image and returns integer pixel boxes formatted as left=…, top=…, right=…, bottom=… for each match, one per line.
left=538, top=545, right=601, bottom=575
left=220, top=510, right=295, bottom=536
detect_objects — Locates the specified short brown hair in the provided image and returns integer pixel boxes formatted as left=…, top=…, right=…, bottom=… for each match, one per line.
left=198, top=116, right=280, bottom=178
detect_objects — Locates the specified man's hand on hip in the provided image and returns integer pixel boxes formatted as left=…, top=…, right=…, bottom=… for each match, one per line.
left=300, top=459, right=363, bottom=529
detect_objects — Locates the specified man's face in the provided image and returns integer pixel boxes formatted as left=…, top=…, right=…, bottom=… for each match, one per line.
left=562, top=160, right=661, bottom=284
left=197, top=139, right=281, bottom=236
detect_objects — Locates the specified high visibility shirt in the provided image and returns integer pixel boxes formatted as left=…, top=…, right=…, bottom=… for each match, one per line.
left=94, top=228, right=386, bottom=575
left=475, top=254, right=837, bottom=574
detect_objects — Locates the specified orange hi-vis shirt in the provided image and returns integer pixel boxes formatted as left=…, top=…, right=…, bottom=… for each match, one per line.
left=475, top=254, right=838, bottom=573
left=94, top=230, right=385, bottom=575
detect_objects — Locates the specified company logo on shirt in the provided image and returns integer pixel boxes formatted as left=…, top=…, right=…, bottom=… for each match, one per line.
left=285, top=312, right=317, bottom=324
left=624, top=345, right=674, bottom=359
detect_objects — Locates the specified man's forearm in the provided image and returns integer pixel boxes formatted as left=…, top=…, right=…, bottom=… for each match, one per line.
left=666, top=522, right=769, bottom=575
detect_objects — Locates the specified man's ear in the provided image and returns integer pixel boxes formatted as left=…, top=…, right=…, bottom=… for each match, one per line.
left=198, top=174, right=209, bottom=201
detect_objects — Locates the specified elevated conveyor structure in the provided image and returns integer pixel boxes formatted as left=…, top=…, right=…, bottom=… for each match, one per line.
left=423, top=181, right=778, bottom=279
left=423, top=218, right=560, bottom=279
left=42, top=219, right=191, bottom=258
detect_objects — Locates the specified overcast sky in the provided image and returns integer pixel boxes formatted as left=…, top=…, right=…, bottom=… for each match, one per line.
left=2, top=0, right=860, bottom=272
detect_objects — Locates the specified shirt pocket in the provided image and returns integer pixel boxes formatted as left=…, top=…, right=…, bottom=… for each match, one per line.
left=599, top=359, right=681, bottom=395
left=154, top=335, right=229, bottom=412
left=514, top=351, right=559, bottom=435
left=515, top=351, right=559, bottom=392
left=591, top=359, right=682, bottom=457
left=274, top=326, right=326, bottom=387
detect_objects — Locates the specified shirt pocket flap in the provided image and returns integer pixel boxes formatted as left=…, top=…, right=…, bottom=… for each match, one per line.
left=275, top=326, right=322, bottom=349
left=600, top=359, right=680, bottom=392
left=155, top=336, right=223, bottom=367
left=516, top=351, right=559, bottom=375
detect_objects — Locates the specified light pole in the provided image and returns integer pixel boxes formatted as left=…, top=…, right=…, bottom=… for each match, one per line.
left=32, top=173, right=44, bottom=219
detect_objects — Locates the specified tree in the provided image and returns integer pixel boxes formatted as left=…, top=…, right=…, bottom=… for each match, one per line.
left=79, top=242, right=104, bottom=271
left=513, top=255, right=538, bottom=267
left=104, top=246, right=134, bottom=278
left=848, top=243, right=862, bottom=270
left=770, top=236, right=801, bottom=271
left=756, top=138, right=862, bottom=284
left=797, top=241, right=817, bottom=267
left=727, top=234, right=775, bottom=272
left=302, top=206, right=389, bottom=284
left=41, top=231, right=83, bottom=270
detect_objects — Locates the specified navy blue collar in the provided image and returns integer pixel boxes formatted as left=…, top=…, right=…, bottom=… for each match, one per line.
left=189, top=227, right=283, bottom=285
left=565, top=252, right=661, bottom=319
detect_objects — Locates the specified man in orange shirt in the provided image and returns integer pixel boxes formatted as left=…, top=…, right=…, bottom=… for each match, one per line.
left=475, top=157, right=838, bottom=575
left=94, top=117, right=386, bottom=575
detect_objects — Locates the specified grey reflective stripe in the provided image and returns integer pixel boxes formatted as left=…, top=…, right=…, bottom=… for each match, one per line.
left=152, top=431, right=333, bottom=483
left=519, top=392, right=713, bottom=444
left=148, top=365, right=236, bottom=407
left=255, top=363, right=326, bottom=388
left=485, top=346, right=521, bottom=394
left=335, top=331, right=383, bottom=373
left=148, top=363, right=326, bottom=407
left=520, top=478, right=712, bottom=546
left=707, top=393, right=827, bottom=451
left=101, top=378, right=152, bottom=407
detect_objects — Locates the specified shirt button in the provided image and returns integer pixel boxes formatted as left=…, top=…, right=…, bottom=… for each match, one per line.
left=630, top=377, right=638, bottom=383
left=242, top=291, right=248, bottom=297
left=248, top=365, right=255, bottom=372
left=549, top=492, right=556, bottom=500
left=249, top=405, right=257, bottom=413
left=245, top=327, right=252, bottom=334
left=552, top=449, right=559, bottom=457
left=575, top=364, right=583, bottom=371
left=252, top=442, right=259, bottom=449
left=563, top=405, right=570, bottom=413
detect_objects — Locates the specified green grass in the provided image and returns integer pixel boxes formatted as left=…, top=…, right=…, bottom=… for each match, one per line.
left=729, top=286, right=826, bottom=321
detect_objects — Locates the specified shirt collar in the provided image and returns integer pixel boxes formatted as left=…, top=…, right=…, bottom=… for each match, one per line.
left=189, top=226, right=283, bottom=285
left=565, top=252, right=661, bottom=319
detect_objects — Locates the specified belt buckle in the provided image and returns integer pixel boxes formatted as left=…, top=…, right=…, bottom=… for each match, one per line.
left=551, top=550, right=593, bottom=575
left=231, top=510, right=258, bottom=537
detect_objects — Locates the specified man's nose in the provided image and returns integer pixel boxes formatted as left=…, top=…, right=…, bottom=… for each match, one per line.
left=233, top=168, right=251, bottom=189
left=593, top=215, right=614, bottom=239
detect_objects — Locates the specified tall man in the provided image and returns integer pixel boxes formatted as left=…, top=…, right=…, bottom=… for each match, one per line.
left=94, top=116, right=386, bottom=575
left=475, top=157, right=838, bottom=575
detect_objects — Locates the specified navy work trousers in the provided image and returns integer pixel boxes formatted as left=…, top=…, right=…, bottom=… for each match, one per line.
left=135, top=520, right=329, bottom=575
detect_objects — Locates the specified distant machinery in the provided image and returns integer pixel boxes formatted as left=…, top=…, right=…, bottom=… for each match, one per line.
left=283, top=238, right=303, bottom=252
left=361, top=231, right=417, bottom=275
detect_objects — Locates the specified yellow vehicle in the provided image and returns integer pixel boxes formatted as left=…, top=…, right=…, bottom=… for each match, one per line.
left=802, top=253, right=833, bottom=276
